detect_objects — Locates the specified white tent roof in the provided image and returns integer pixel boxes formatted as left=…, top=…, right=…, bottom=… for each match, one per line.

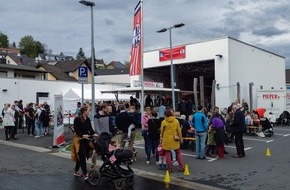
left=100, top=87, right=180, bottom=93
left=63, top=88, right=81, bottom=99
left=70, top=88, right=130, bottom=101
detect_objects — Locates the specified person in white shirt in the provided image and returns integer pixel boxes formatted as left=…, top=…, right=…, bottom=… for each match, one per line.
left=3, top=103, right=15, bottom=140
left=268, top=112, right=276, bottom=126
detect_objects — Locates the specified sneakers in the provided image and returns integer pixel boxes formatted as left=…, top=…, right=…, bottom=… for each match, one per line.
left=73, top=171, right=82, bottom=177
left=124, top=137, right=131, bottom=142
left=34, top=135, right=40, bottom=138
left=146, top=161, right=150, bottom=165
left=172, top=160, right=179, bottom=166
left=84, top=174, right=89, bottom=180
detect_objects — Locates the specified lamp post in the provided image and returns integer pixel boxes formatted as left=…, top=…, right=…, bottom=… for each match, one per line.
left=79, top=0, right=95, bottom=121
left=157, top=23, right=184, bottom=111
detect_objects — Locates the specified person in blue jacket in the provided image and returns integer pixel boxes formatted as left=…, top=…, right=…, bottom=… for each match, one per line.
left=192, top=105, right=208, bottom=159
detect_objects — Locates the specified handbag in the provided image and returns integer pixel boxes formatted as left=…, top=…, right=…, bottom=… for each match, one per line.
left=174, top=132, right=180, bottom=141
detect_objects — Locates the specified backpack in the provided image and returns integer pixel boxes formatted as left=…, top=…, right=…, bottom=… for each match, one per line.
left=39, top=110, right=46, bottom=122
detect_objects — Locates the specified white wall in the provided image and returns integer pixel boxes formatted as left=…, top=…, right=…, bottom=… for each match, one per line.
left=96, top=74, right=130, bottom=85
left=229, top=38, right=286, bottom=109
left=0, top=77, right=126, bottom=111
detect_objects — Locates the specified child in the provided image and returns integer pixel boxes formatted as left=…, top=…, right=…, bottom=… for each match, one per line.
left=268, top=112, right=276, bottom=126
left=108, top=140, right=120, bottom=163
left=157, top=144, right=167, bottom=170
left=245, top=111, right=253, bottom=126
left=125, top=106, right=137, bottom=141
left=109, top=139, right=133, bottom=164
left=205, top=126, right=216, bottom=157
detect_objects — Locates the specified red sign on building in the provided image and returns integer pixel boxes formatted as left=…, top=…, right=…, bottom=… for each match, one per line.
left=262, top=94, right=280, bottom=99
left=159, top=46, right=186, bottom=62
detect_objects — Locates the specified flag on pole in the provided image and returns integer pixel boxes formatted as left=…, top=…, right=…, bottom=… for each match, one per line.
left=129, top=1, right=142, bottom=76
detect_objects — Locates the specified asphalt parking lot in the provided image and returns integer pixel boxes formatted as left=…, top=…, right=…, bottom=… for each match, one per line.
left=130, top=126, right=290, bottom=190
left=1, top=125, right=290, bottom=190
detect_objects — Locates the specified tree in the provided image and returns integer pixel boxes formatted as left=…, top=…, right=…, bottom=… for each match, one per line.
left=35, top=41, right=45, bottom=54
left=18, top=35, right=45, bottom=58
left=0, top=31, right=9, bottom=48
left=18, top=35, right=37, bottom=58
left=76, top=47, right=86, bottom=60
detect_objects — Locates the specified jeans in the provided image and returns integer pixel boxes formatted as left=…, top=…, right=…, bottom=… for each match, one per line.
left=27, top=119, right=35, bottom=135
left=195, top=132, right=207, bottom=158
left=142, top=130, right=151, bottom=160
left=35, top=120, right=44, bottom=136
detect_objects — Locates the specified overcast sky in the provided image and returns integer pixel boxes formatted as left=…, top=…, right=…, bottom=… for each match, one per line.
left=1, top=0, right=290, bottom=67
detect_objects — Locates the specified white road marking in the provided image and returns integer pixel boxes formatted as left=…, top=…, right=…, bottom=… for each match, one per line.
left=273, top=128, right=290, bottom=131
left=225, top=145, right=236, bottom=149
left=244, top=137, right=274, bottom=143
left=225, top=145, right=252, bottom=151
left=274, top=133, right=290, bottom=137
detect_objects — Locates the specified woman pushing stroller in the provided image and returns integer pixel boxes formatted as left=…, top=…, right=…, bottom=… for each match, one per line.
left=71, top=106, right=98, bottom=180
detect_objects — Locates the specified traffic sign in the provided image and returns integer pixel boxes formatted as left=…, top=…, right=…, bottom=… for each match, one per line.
left=78, top=66, right=88, bottom=84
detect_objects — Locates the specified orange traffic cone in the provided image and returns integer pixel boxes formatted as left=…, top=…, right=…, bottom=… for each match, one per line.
left=183, top=164, right=190, bottom=175
left=265, top=148, right=271, bottom=156
left=164, top=170, right=171, bottom=183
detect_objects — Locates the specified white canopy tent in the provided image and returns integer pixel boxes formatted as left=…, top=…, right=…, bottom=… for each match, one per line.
left=63, top=88, right=81, bottom=114
left=69, top=88, right=131, bottom=101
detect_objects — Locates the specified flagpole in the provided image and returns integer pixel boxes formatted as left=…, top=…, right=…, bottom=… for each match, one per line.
left=140, top=0, right=144, bottom=117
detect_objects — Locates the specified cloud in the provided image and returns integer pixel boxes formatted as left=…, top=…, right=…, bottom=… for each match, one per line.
left=252, top=27, right=287, bottom=37
left=1, top=0, right=290, bottom=67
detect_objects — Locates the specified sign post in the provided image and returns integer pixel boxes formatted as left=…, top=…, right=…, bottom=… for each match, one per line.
left=78, top=66, right=88, bottom=105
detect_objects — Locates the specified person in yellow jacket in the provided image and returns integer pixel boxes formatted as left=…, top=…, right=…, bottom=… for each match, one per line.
left=160, top=109, right=184, bottom=173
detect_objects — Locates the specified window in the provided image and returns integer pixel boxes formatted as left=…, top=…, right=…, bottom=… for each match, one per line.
left=0, top=71, right=7, bottom=77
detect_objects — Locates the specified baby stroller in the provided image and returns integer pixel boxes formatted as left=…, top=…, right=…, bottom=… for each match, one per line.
left=259, top=118, right=274, bottom=137
left=87, top=132, right=134, bottom=190
left=277, top=111, right=290, bottom=126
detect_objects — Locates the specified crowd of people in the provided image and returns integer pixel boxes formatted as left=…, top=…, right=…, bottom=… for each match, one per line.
left=1, top=100, right=50, bottom=140
left=1, top=96, right=274, bottom=181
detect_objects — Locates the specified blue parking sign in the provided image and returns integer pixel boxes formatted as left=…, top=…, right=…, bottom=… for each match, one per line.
left=78, top=66, right=88, bottom=83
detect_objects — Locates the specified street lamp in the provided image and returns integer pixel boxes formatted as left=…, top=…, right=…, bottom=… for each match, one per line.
left=157, top=23, right=185, bottom=111
left=79, top=0, right=96, bottom=121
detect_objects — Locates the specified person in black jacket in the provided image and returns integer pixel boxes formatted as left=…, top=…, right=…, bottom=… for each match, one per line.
left=147, top=111, right=162, bottom=165
left=231, top=105, right=246, bottom=158
left=73, top=107, right=97, bottom=180
left=115, top=104, right=140, bottom=151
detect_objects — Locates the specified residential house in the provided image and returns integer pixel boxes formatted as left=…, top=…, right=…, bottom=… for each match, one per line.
left=0, top=48, right=20, bottom=56
left=36, top=60, right=92, bottom=83
left=95, top=68, right=130, bottom=85
left=5, top=54, right=36, bottom=67
left=0, top=63, right=47, bottom=79
left=94, top=58, right=106, bottom=69
left=36, top=63, right=77, bottom=81
left=107, top=61, right=125, bottom=69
